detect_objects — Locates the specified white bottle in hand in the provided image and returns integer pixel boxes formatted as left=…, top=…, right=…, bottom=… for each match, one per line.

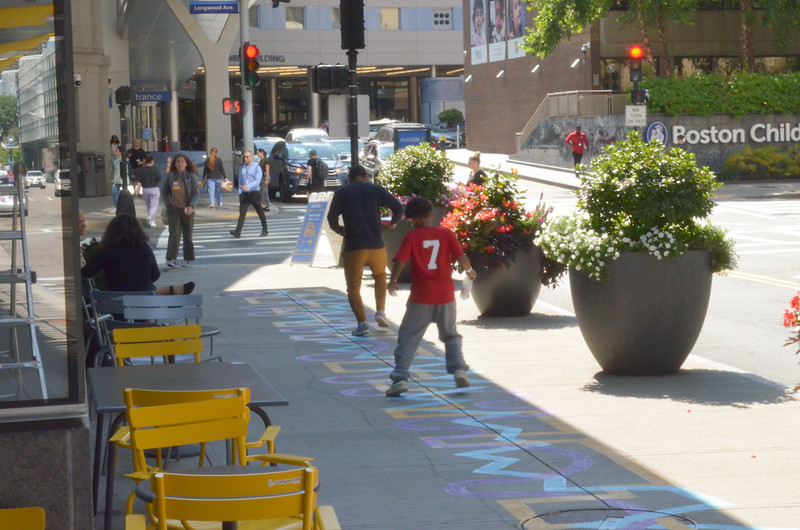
left=460, top=275, right=473, bottom=300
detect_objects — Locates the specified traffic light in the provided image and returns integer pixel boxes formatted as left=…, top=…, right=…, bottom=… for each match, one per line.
left=312, top=65, right=348, bottom=94
left=629, top=45, right=643, bottom=83
left=115, top=85, right=130, bottom=106
left=241, top=42, right=260, bottom=87
left=340, top=0, right=365, bottom=50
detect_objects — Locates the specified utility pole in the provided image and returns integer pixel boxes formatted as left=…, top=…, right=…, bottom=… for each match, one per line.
left=340, top=0, right=365, bottom=166
left=240, top=0, right=254, bottom=159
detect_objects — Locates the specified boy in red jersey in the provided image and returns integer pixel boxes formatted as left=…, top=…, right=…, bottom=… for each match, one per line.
left=385, top=197, right=478, bottom=397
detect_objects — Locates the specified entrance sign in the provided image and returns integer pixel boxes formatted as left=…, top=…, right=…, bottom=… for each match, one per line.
left=292, top=192, right=334, bottom=266
left=625, top=105, right=647, bottom=127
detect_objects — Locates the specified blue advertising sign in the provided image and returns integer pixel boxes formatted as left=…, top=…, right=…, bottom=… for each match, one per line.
left=396, top=128, right=430, bottom=150
left=646, top=121, right=669, bottom=146
left=134, top=91, right=172, bottom=103
left=292, top=193, right=334, bottom=266
left=189, top=1, right=238, bottom=14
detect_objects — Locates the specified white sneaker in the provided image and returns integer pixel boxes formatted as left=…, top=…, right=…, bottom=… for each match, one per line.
left=352, top=322, right=370, bottom=336
left=385, top=380, right=408, bottom=397
left=166, top=260, right=179, bottom=268
left=454, top=370, right=470, bottom=388
left=183, top=260, right=193, bottom=267
left=375, top=311, right=389, bottom=328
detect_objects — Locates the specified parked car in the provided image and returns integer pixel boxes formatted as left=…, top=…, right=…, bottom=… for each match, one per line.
left=0, top=178, right=28, bottom=216
left=374, top=122, right=431, bottom=150
left=427, top=125, right=459, bottom=150
left=327, top=137, right=365, bottom=168
left=232, top=136, right=282, bottom=176
left=268, top=140, right=348, bottom=201
left=284, top=128, right=329, bottom=142
left=24, top=170, right=46, bottom=189
left=359, top=140, right=395, bottom=183
left=366, top=118, right=400, bottom=141
left=54, top=168, right=71, bottom=197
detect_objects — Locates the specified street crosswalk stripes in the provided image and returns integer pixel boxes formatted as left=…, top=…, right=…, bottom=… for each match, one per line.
left=154, top=214, right=307, bottom=265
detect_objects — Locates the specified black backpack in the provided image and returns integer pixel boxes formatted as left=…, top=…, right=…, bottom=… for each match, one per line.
left=312, top=159, right=329, bottom=190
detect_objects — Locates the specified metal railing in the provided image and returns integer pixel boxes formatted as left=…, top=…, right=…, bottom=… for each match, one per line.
left=516, top=90, right=625, bottom=151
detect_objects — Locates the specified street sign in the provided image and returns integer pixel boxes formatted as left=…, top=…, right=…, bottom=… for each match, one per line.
left=292, top=192, right=334, bottom=266
left=625, top=105, right=647, bottom=127
left=189, top=1, right=238, bottom=14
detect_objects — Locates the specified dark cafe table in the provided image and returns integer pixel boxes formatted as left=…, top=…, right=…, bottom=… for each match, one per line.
left=87, top=361, right=289, bottom=530
left=135, top=466, right=320, bottom=530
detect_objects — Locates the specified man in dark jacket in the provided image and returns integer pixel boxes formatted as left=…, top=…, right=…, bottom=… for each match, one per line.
left=327, top=165, right=403, bottom=336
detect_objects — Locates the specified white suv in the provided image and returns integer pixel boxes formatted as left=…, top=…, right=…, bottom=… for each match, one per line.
left=54, top=168, right=71, bottom=197
left=24, top=170, right=46, bottom=189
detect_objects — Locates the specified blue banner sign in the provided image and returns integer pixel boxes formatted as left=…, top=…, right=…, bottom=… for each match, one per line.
left=292, top=193, right=334, bottom=266
left=189, top=1, right=238, bottom=14
left=134, top=91, right=172, bottom=103
left=396, top=128, right=430, bottom=150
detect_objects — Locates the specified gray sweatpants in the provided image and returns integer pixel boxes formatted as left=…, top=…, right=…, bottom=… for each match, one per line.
left=389, top=301, right=468, bottom=383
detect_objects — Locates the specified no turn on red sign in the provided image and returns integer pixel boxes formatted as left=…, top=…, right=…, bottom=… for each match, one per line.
left=626, top=105, right=647, bottom=127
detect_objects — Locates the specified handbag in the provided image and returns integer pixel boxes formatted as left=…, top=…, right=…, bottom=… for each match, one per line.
left=221, top=179, right=233, bottom=192
left=198, top=179, right=206, bottom=190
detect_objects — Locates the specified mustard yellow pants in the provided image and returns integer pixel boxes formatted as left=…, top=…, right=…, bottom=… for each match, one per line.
left=342, top=248, right=388, bottom=323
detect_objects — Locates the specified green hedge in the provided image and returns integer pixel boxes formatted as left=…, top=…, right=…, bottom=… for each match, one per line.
left=641, top=73, right=800, bottom=117
left=720, top=145, right=800, bottom=181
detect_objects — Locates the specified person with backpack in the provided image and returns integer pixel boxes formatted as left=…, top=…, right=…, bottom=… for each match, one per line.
left=305, top=149, right=328, bottom=197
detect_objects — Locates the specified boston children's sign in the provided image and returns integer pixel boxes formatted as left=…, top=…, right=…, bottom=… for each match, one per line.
left=673, top=121, right=800, bottom=145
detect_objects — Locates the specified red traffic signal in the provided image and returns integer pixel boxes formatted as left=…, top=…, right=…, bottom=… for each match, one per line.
left=628, top=44, right=643, bottom=83
left=222, top=98, right=241, bottom=115
left=241, top=42, right=260, bottom=87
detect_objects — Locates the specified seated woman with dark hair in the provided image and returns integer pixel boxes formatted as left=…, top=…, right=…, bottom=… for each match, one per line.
left=81, top=214, right=193, bottom=295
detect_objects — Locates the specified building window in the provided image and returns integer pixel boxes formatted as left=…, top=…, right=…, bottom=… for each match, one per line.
left=249, top=5, right=258, bottom=28
left=380, top=8, right=399, bottom=30
left=332, top=7, right=341, bottom=29
left=286, top=7, right=305, bottom=29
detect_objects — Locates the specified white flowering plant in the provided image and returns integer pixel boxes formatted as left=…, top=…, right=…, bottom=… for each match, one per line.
left=535, top=131, right=737, bottom=280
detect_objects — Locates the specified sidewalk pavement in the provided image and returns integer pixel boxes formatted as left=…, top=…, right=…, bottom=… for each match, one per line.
left=84, top=153, right=800, bottom=529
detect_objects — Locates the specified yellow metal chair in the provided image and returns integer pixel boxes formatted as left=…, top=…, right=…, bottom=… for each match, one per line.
left=122, top=387, right=311, bottom=522
left=112, top=324, right=204, bottom=366
left=0, top=506, right=45, bottom=529
left=126, top=468, right=340, bottom=530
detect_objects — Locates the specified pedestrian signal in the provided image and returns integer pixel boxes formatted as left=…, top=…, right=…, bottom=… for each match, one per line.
left=222, top=98, right=242, bottom=115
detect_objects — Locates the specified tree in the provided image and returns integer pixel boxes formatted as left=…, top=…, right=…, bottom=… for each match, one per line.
left=437, top=108, right=464, bottom=127
left=760, top=0, right=800, bottom=48
left=0, top=96, right=18, bottom=141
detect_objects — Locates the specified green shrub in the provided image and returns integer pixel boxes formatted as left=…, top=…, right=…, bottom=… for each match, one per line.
left=642, top=72, right=800, bottom=117
left=536, top=131, right=737, bottom=279
left=721, top=144, right=800, bottom=181
left=438, top=108, right=464, bottom=127
left=379, top=142, right=454, bottom=205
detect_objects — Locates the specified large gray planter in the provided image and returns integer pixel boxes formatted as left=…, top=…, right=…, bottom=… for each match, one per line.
left=569, top=250, right=712, bottom=375
left=469, top=246, right=544, bottom=317
left=382, top=206, right=447, bottom=283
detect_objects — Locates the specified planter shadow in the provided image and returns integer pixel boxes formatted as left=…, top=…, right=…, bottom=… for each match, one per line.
left=582, top=369, right=795, bottom=407
left=460, top=312, right=576, bottom=331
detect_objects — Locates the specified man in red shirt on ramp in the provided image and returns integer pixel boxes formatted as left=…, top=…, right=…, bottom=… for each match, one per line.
left=565, top=125, right=590, bottom=173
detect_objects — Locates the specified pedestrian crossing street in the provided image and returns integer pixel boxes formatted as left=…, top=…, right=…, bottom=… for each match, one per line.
left=153, top=207, right=308, bottom=265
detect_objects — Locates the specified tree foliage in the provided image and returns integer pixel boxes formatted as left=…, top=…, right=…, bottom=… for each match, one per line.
left=0, top=96, right=18, bottom=140
left=437, top=108, right=464, bottom=127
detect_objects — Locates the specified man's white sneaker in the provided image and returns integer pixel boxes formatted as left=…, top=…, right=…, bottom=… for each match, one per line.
left=352, top=321, right=370, bottom=336
left=375, top=311, right=389, bottom=328
left=166, top=260, right=179, bottom=268
left=385, top=380, right=408, bottom=397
